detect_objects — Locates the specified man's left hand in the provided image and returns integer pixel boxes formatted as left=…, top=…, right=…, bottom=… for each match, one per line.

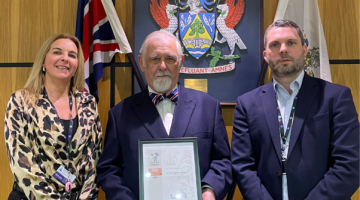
left=202, top=187, right=216, bottom=200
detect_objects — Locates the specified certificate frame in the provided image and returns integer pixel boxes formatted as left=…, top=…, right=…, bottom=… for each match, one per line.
left=138, top=138, right=202, bottom=200
left=132, top=0, right=264, bottom=104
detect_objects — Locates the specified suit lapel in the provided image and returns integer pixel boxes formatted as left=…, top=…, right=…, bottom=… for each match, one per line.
left=261, top=83, right=282, bottom=164
left=169, top=85, right=195, bottom=138
left=133, top=88, right=169, bottom=139
left=288, top=75, right=318, bottom=156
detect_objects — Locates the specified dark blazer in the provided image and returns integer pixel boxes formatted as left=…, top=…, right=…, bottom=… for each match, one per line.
left=231, top=74, right=359, bottom=200
left=97, top=85, right=231, bottom=200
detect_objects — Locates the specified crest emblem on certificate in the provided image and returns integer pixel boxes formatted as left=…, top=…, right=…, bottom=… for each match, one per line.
left=150, top=0, right=247, bottom=74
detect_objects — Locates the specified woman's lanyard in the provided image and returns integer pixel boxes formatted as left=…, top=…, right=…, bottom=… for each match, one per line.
left=276, top=94, right=298, bottom=174
left=44, top=89, right=74, bottom=194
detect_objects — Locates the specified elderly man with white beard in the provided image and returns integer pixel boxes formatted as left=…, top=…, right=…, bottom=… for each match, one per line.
left=96, top=30, right=232, bottom=200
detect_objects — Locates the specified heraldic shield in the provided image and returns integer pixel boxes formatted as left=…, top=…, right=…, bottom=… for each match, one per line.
left=179, top=12, right=215, bottom=59
left=140, top=0, right=261, bottom=101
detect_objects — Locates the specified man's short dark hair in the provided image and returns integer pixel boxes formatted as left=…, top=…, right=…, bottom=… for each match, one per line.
left=264, top=19, right=305, bottom=48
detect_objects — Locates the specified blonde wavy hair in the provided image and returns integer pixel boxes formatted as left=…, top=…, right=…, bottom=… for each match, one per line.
left=23, top=33, right=85, bottom=106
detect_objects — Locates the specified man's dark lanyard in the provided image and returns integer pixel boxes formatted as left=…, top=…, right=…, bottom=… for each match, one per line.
left=44, top=89, right=74, bottom=197
left=276, top=94, right=298, bottom=174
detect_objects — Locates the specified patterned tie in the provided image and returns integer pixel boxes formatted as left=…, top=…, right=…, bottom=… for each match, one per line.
left=149, top=88, right=178, bottom=105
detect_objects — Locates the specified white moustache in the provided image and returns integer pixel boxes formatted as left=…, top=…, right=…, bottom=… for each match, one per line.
left=154, top=71, right=172, bottom=79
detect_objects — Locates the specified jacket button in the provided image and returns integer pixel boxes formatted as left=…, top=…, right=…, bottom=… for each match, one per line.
left=277, top=171, right=281, bottom=176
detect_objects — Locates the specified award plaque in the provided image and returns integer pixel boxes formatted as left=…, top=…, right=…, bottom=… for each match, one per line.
left=138, top=138, right=202, bottom=200
left=184, top=79, right=208, bottom=93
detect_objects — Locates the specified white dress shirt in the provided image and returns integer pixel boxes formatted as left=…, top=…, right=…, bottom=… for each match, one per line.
left=148, top=85, right=178, bottom=135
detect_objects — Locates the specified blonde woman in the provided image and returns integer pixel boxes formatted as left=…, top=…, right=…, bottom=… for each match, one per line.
left=4, top=33, right=102, bottom=200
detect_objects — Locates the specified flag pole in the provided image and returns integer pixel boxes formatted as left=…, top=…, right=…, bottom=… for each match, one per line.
left=127, top=53, right=146, bottom=90
left=257, top=59, right=268, bottom=87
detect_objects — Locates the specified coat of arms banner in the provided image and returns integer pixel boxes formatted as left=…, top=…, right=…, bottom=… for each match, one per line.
left=133, top=0, right=263, bottom=102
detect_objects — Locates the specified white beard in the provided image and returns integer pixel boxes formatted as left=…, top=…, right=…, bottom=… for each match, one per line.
left=153, top=71, right=172, bottom=93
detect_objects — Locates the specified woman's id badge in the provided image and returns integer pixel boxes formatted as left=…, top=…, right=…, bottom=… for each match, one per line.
left=53, top=165, right=76, bottom=185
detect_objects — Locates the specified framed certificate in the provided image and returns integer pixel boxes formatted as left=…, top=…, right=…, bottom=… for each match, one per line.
left=138, top=138, right=202, bottom=200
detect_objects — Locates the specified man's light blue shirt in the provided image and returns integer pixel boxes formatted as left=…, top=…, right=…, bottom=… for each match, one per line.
left=272, top=70, right=304, bottom=200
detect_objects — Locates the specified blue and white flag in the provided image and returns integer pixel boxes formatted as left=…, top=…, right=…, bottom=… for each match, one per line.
left=274, top=0, right=332, bottom=82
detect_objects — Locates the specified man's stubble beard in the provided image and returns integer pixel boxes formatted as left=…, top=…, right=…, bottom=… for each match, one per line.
left=269, top=54, right=305, bottom=78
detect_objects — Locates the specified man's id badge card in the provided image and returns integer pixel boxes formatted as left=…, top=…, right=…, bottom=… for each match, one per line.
left=53, top=165, right=76, bottom=185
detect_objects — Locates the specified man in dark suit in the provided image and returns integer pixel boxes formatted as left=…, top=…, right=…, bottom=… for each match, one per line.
left=231, top=19, right=359, bottom=200
left=97, top=30, right=231, bottom=200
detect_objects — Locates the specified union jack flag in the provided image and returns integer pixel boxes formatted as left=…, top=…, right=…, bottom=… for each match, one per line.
left=75, top=0, right=132, bottom=97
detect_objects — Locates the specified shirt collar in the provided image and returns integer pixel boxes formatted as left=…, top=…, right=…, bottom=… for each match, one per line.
left=148, top=84, right=178, bottom=95
left=273, top=70, right=305, bottom=93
